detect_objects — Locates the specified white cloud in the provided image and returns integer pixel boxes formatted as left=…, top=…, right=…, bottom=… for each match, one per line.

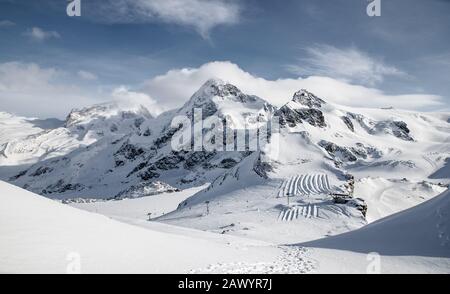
left=0, top=62, right=164, bottom=119
left=112, top=86, right=163, bottom=117
left=0, top=20, right=15, bottom=27
left=0, top=61, right=443, bottom=120
left=77, top=70, right=98, bottom=81
left=0, top=62, right=102, bottom=118
left=141, top=61, right=442, bottom=111
left=24, top=27, right=60, bottom=42
left=91, top=0, right=241, bottom=37
left=287, top=45, right=405, bottom=86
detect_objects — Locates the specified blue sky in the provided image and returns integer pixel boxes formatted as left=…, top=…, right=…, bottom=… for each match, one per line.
left=0, top=0, right=449, bottom=118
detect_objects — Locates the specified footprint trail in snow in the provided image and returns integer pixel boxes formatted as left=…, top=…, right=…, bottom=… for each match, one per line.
left=189, top=246, right=316, bottom=274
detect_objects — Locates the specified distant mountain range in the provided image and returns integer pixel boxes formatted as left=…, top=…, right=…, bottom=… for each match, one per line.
left=1, top=79, right=447, bottom=202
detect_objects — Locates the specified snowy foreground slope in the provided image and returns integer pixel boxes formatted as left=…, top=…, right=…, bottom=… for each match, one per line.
left=301, top=188, right=450, bottom=274
left=1, top=180, right=449, bottom=274
left=0, top=181, right=285, bottom=274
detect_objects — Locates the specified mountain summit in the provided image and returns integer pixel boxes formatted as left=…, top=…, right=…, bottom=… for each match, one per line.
left=0, top=82, right=448, bottom=205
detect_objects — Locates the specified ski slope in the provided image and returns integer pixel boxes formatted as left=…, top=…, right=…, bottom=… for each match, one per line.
left=1, top=179, right=448, bottom=274
left=70, top=184, right=209, bottom=221
left=0, top=181, right=285, bottom=274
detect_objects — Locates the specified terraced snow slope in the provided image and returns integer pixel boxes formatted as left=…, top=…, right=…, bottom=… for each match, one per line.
left=278, top=174, right=333, bottom=197
left=278, top=204, right=319, bottom=222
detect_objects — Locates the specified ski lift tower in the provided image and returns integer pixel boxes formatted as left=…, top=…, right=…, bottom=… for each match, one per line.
left=205, top=201, right=210, bottom=215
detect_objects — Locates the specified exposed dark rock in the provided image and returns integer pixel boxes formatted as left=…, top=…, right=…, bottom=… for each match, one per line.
left=184, top=152, right=216, bottom=169
left=134, top=117, right=145, bottom=129
left=10, top=170, right=27, bottom=181
left=332, top=194, right=351, bottom=204
left=115, top=181, right=178, bottom=199
left=42, top=180, right=84, bottom=195
left=331, top=193, right=367, bottom=217
left=274, top=90, right=327, bottom=128
left=115, top=160, right=125, bottom=167
left=349, top=198, right=368, bottom=217
left=127, top=161, right=148, bottom=177
left=205, top=82, right=259, bottom=104
left=391, top=121, right=413, bottom=141
left=347, top=112, right=413, bottom=141
left=110, top=124, right=118, bottom=132
left=319, top=141, right=384, bottom=167
left=154, top=124, right=183, bottom=148
left=277, top=107, right=326, bottom=128
left=30, top=166, right=53, bottom=177
left=253, top=155, right=273, bottom=179
left=154, top=153, right=184, bottom=170
left=142, top=128, right=152, bottom=137
left=138, top=168, right=160, bottom=181
left=318, top=140, right=358, bottom=163
left=341, top=116, right=354, bottom=132
left=370, top=160, right=416, bottom=168
left=115, top=142, right=144, bottom=160
left=218, top=158, right=239, bottom=169
left=194, top=101, right=218, bottom=118
left=291, top=90, right=326, bottom=108
left=350, top=143, right=383, bottom=160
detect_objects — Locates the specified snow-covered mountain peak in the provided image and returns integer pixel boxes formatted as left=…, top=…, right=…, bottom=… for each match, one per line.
left=185, top=79, right=263, bottom=109
left=275, top=89, right=327, bottom=128
left=290, top=89, right=326, bottom=109
left=175, top=79, right=273, bottom=130
left=65, top=102, right=152, bottom=128
left=0, top=81, right=448, bottom=204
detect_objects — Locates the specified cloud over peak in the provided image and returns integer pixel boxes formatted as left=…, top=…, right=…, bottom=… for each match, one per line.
left=141, top=61, right=441, bottom=111
left=0, top=61, right=443, bottom=119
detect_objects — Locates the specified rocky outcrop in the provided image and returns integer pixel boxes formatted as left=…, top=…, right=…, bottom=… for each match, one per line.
left=277, top=107, right=326, bottom=128
left=347, top=112, right=414, bottom=141
left=276, top=90, right=327, bottom=128
left=29, top=166, right=53, bottom=177
left=114, top=142, right=144, bottom=161
left=114, top=181, right=179, bottom=199
left=350, top=143, right=383, bottom=160
left=291, top=89, right=326, bottom=108
left=319, top=140, right=358, bottom=164
left=319, top=141, right=383, bottom=167
left=42, top=180, right=84, bottom=195
left=341, top=116, right=354, bottom=132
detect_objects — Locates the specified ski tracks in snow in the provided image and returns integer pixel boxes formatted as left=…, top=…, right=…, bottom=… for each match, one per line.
left=278, top=204, right=319, bottom=222
left=278, top=174, right=333, bottom=197
left=189, top=246, right=316, bottom=274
